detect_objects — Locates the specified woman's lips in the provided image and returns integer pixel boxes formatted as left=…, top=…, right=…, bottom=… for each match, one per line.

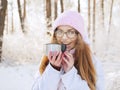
left=66, top=44, right=70, bottom=48
left=65, top=44, right=71, bottom=50
left=62, top=42, right=72, bottom=50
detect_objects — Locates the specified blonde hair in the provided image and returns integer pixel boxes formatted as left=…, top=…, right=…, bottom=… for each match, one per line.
left=39, top=33, right=96, bottom=90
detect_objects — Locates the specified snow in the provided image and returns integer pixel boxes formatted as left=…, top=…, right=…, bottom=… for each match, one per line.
left=0, top=0, right=120, bottom=90
left=0, top=62, right=39, bottom=90
left=0, top=60, right=120, bottom=90
left=103, top=61, right=120, bottom=90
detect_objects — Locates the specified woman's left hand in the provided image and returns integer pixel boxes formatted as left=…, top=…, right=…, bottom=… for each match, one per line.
left=62, top=51, right=74, bottom=73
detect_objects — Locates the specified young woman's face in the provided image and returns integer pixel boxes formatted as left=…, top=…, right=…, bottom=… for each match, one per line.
left=55, top=25, right=78, bottom=51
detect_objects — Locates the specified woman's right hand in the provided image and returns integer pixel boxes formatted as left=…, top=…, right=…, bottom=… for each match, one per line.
left=48, top=51, right=62, bottom=71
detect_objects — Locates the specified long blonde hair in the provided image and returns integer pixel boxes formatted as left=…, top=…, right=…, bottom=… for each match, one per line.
left=39, top=33, right=96, bottom=90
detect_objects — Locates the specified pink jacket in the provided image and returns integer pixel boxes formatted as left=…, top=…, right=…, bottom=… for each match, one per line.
left=32, top=56, right=105, bottom=90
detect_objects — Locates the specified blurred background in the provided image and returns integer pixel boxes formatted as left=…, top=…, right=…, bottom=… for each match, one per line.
left=0, top=0, right=120, bottom=90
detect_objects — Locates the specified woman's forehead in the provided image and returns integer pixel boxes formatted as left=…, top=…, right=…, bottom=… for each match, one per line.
left=57, top=25, right=75, bottom=31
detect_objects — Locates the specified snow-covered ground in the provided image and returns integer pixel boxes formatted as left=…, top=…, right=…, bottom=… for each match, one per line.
left=0, top=60, right=120, bottom=90
left=103, top=61, right=120, bottom=90
left=0, top=61, right=39, bottom=90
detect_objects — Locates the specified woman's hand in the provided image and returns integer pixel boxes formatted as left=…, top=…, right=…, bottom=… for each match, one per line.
left=48, top=51, right=62, bottom=71
left=62, top=51, right=74, bottom=73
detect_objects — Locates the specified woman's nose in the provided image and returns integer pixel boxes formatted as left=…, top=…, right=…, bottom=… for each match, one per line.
left=61, top=34, right=68, bottom=44
left=61, top=33, right=68, bottom=40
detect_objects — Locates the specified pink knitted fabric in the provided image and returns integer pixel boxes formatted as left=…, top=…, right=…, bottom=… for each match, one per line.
left=53, top=11, right=90, bottom=44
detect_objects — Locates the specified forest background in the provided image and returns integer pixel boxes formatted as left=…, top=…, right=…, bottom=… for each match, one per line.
left=0, top=0, right=120, bottom=90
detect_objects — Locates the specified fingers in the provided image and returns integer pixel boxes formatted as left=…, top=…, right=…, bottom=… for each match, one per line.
left=48, top=51, right=62, bottom=67
left=66, top=51, right=73, bottom=57
left=48, top=51, right=51, bottom=60
left=51, top=51, right=59, bottom=62
left=62, top=51, right=74, bottom=66
left=48, top=50, right=74, bottom=72
left=56, top=52, right=62, bottom=65
left=62, top=51, right=74, bottom=73
left=62, top=56, right=69, bottom=64
left=64, top=51, right=74, bottom=61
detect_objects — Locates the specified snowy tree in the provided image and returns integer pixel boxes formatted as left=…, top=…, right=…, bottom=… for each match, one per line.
left=0, top=0, right=7, bottom=61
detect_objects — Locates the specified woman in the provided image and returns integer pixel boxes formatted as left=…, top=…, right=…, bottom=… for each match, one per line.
left=32, top=11, right=104, bottom=90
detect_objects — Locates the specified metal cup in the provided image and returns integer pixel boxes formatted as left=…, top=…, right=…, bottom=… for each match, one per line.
left=45, top=43, right=66, bottom=56
left=46, top=43, right=61, bottom=56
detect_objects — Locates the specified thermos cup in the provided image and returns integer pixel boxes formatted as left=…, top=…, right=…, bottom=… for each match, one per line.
left=46, top=43, right=66, bottom=56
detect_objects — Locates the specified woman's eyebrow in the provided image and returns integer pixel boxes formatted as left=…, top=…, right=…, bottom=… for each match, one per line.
left=57, top=28, right=74, bottom=31
left=67, top=28, right=75, bottom=31
left=67, top=28, right=73, bottom=30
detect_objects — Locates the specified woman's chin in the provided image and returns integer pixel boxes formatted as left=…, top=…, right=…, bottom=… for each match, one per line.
left=66, top=47, right=72, bottom=51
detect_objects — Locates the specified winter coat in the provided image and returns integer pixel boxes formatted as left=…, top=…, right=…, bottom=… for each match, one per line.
left=32, top=55, right=105, bottom=90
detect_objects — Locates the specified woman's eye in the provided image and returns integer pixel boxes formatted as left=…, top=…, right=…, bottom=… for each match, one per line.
left=58, top=31, right=62, bottom=34
left=56, top=30, right=63, bottom=34
left=68, top=31, right=75, bottom=34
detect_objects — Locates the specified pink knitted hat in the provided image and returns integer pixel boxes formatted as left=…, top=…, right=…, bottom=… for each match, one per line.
left=53, top=11, right=90, bottom=44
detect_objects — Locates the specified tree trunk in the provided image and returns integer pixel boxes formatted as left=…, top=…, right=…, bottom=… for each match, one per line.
left=11, top=2, right=14, bottom=33
left=23, top=0, right=26, bottom=20
left=108, top=0, right=114, bottom=33
left=22, top=0, right=26, bottom=32
left=46, top=0, right=51, bottom=27
left=78, top=0, right=80, bottom=12
left=93, top=0, right=96, bottom=43
left=88, top=0, right=91, bottom=38
left=17, top=0, right=25, bottom=32
left=6, top=7, right=8, bottom=34
left=60, top=0, right=64, bottom=13
left=101, top=0, right=104, bottom=26
left=54, top=0, right=58, bottom=20
left=0, top=0, right=7, bottom=61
